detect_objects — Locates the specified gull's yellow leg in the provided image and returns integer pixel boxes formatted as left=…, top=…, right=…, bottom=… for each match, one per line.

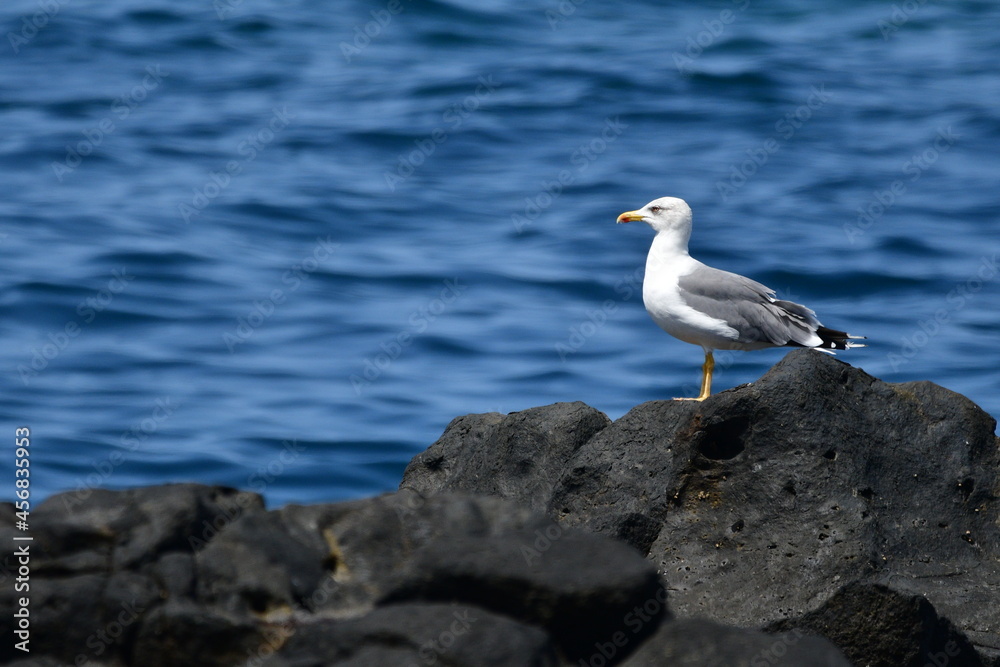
left=698, top=351, right=714, bottom=400
left=674, top=351, right=714, bottom=401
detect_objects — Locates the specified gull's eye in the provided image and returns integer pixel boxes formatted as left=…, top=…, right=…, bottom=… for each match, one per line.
left=650, top=206, right=661, bottom=213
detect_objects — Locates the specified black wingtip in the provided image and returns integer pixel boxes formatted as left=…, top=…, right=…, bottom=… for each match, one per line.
left=816, top=326, right=867, bottom=351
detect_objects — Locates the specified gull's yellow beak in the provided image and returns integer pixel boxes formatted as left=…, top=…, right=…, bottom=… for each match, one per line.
left=616, top=210, right=644, bottom=224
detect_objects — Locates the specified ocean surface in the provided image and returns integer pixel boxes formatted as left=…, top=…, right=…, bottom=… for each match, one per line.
left=2, top=0, right=998, bottom=508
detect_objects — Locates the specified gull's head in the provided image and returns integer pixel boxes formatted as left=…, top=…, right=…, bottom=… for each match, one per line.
left=616, top=196, right=693, bottom=235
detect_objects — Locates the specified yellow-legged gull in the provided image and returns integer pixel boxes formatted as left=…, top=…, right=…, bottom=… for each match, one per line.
left=617, top=196, right=866, bottom=401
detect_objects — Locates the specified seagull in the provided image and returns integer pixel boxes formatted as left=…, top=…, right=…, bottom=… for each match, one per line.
left=617, top=196, right=865, bottom=401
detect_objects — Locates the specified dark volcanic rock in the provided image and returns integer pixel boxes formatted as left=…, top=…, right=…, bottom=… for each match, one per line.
left=32, top=483, right=265, bottom=571
left=132, top=600, right=266, bottom=667
left=259, top=603, right=558, bottom=667
left=767, top=582, right=986, bottom=667
left=402, top=401, right=611, bottom=512
left=0, top=483, right=264, bottom=666
left=3, top=484, right=661, bottom=666
left=622, top=619, right=850, bottom=667
left=380, top=528, right=666, bottom=660
left=401, top=349, right=1000, bottom=664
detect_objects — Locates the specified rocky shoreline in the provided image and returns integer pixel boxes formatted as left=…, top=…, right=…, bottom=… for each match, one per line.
left=3, top=350, right=997, bottom=666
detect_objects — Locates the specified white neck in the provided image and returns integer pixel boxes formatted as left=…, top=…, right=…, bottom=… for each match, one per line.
left=646, top=229, right=690, bottom=272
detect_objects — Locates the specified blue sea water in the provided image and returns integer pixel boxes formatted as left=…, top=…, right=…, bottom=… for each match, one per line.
left=1, top=0, right=998, bottom=508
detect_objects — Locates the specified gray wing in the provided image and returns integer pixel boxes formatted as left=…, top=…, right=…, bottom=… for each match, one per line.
left=677, top=264, right=822, bottom=347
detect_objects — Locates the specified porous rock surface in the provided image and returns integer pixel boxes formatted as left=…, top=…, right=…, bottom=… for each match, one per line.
left=402, top=349, right=1000, bottom=666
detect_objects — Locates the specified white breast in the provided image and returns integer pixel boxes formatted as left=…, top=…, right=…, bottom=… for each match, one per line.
left=642, top=252, right=740, bottom=350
